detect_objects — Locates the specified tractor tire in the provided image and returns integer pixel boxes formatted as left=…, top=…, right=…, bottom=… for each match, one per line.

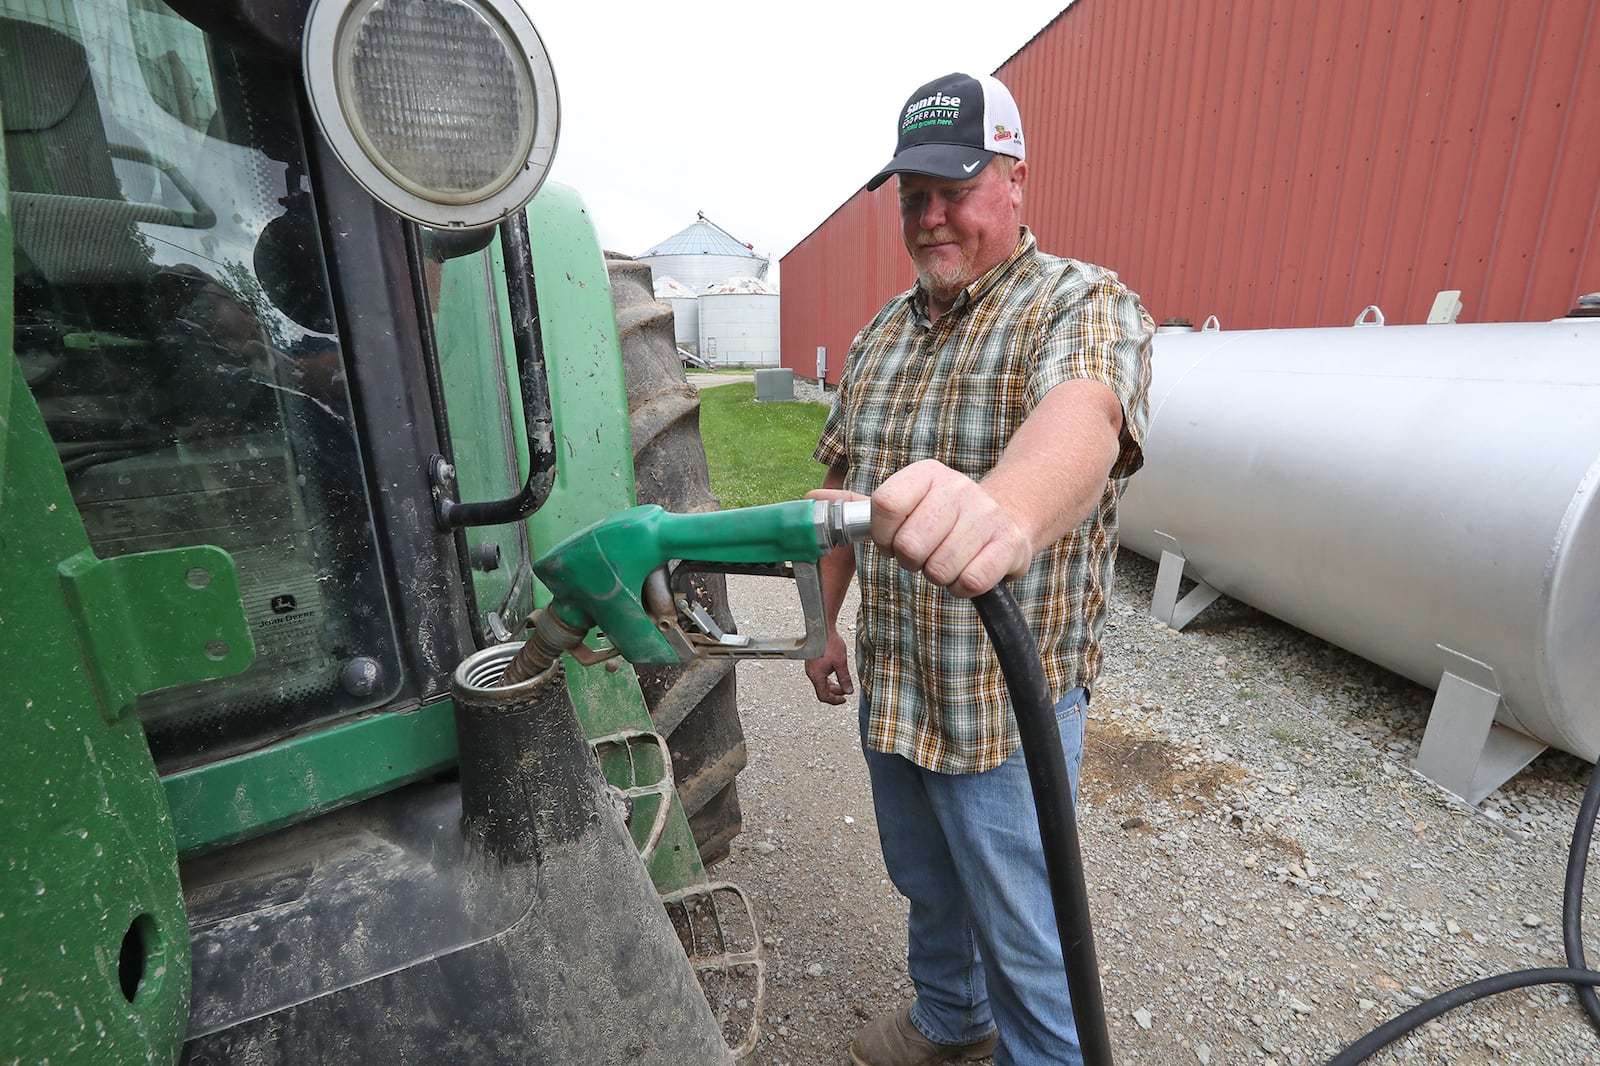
left=607, top=254, right=746, bottom=867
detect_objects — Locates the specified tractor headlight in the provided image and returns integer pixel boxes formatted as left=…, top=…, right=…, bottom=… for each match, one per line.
left=304, top=0, right=559, bottom=228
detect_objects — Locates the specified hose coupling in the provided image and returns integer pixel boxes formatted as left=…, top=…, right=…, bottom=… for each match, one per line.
left=814, top=498, right=872, bottom=550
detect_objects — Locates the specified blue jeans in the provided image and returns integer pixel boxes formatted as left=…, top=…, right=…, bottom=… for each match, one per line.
left=860, top=688, right=1087, bottom=1066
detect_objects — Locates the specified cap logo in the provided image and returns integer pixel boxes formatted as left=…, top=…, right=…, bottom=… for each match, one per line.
left=905, top=92, right=962, bottom=117
left=992, top=124, right=1018, bottom=144
left=902, top=93, right=962, bottom=136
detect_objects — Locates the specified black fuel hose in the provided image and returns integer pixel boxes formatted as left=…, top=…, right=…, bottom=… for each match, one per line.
left=1325, top=967, right=1600, bottom=1065
left=974, top=583, right=1116, bottom=1066
left=974, top=576, right=1600, bottom=1066
left=1323, top=755, right=1600, bottom=1063
left=1563, top=752, right=1600, bottom=1035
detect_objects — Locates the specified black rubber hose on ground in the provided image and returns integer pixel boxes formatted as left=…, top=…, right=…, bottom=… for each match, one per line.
left=1324, top=967, right=1600, bottom=1065
left=1323, top=755, right=1600, bottom=1064
left=973, top=584, right=1116, bottom=1066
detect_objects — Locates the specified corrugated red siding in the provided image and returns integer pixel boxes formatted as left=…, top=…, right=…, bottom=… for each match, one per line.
left=779, top=193, right=914, bottom=384
left=782, top=0, right=1600, bottom=385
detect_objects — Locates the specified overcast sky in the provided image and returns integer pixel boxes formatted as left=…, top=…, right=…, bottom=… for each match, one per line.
left=524, top=2, right=1072, bottom=279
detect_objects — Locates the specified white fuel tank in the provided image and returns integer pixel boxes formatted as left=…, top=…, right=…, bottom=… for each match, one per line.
left=1117, top=313, right=1600, bottom=801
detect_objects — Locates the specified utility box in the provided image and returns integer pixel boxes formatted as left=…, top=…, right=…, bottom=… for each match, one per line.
left=754, top=368, right=794, bottom=402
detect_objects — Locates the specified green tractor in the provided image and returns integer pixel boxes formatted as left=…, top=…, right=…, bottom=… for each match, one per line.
left=0, top=0, right=762, bottom=1060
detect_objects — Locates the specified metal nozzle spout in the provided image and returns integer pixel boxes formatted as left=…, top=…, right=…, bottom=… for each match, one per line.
left=500, top=608, right=590, bottom=685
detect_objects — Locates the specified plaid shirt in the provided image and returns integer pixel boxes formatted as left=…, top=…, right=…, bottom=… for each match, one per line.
left=814, top=228, right=1153, bottom=774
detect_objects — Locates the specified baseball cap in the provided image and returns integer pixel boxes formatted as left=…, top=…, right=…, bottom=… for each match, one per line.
left=866, top=72, right=1026, bottom=192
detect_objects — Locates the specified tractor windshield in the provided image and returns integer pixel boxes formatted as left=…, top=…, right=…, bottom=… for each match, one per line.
left=6, top=0, right=403, bottom=769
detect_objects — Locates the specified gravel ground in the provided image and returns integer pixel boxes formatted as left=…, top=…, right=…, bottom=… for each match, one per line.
left=713, top=551, right=1600, bottom=1066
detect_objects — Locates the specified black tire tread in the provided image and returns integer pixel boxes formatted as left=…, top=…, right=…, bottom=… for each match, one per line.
left=607, top=254, right=746, bottom=866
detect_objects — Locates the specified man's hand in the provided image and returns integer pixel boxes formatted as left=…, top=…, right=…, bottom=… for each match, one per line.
left=804, top=629, right=855, bottom=705
left=870, top=459, right=1033, bottom=598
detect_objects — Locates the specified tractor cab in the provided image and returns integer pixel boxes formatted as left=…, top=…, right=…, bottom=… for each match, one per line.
left=1, top=1, right=758, bottom=1061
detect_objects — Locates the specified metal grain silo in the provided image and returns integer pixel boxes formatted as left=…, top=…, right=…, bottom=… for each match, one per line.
left=638, top=213, right=769, bottom=292
left=698, top=277, right=779, bottom=369
left=652, top=275, right=699, bottom=354
left=1117, top=308, right=1600, bottom=803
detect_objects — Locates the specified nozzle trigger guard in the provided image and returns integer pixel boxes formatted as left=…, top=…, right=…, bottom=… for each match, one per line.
left=656, top=560, right=828, bottom=661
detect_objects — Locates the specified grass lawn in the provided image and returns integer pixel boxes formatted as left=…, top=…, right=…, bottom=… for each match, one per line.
left=697, top=382, right=830, bottom=508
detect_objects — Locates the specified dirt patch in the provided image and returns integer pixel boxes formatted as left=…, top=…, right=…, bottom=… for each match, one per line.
left=1086, top=719, right=1248, bottom=816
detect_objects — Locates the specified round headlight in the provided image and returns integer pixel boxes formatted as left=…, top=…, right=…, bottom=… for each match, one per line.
left=304, top=0, right=559, bottom=228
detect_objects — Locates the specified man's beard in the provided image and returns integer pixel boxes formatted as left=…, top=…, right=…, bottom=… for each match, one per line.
left=913, top=230, right=969, bottom=302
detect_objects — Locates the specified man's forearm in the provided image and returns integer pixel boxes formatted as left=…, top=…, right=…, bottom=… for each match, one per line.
left=980, top=378, right=1123, bottom=553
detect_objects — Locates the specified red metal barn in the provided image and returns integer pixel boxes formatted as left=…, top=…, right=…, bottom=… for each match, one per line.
left=781, top=0, right=1600, bottom=386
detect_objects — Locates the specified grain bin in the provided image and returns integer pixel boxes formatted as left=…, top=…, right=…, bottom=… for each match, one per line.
left=652, top=275, right=699, bottom=354
left=638, top=212, right=769, bottom=292
left=699, top=276, right=779, bottom=370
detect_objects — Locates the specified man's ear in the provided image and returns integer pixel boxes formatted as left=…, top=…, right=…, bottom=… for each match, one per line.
left=1010, top=160, right=1027, bottom=208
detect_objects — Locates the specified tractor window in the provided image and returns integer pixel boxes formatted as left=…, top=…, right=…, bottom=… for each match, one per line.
left=126, top=0, right=220, bottom=135
left=5, top=0, right=403, bottom=770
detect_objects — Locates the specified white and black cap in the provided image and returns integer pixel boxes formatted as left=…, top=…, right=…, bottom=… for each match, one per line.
left=866, top=72, right=1025, bottom=192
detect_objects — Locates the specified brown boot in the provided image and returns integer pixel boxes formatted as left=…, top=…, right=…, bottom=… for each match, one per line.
left=848, top=1006, right=999, bottom=1065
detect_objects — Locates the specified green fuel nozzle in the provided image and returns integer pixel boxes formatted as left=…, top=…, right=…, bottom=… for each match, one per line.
left=500, top=498, right=870, bottom=684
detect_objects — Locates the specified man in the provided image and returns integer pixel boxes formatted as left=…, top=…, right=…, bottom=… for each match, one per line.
left=805, top=72, right=1154, bottom=1066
